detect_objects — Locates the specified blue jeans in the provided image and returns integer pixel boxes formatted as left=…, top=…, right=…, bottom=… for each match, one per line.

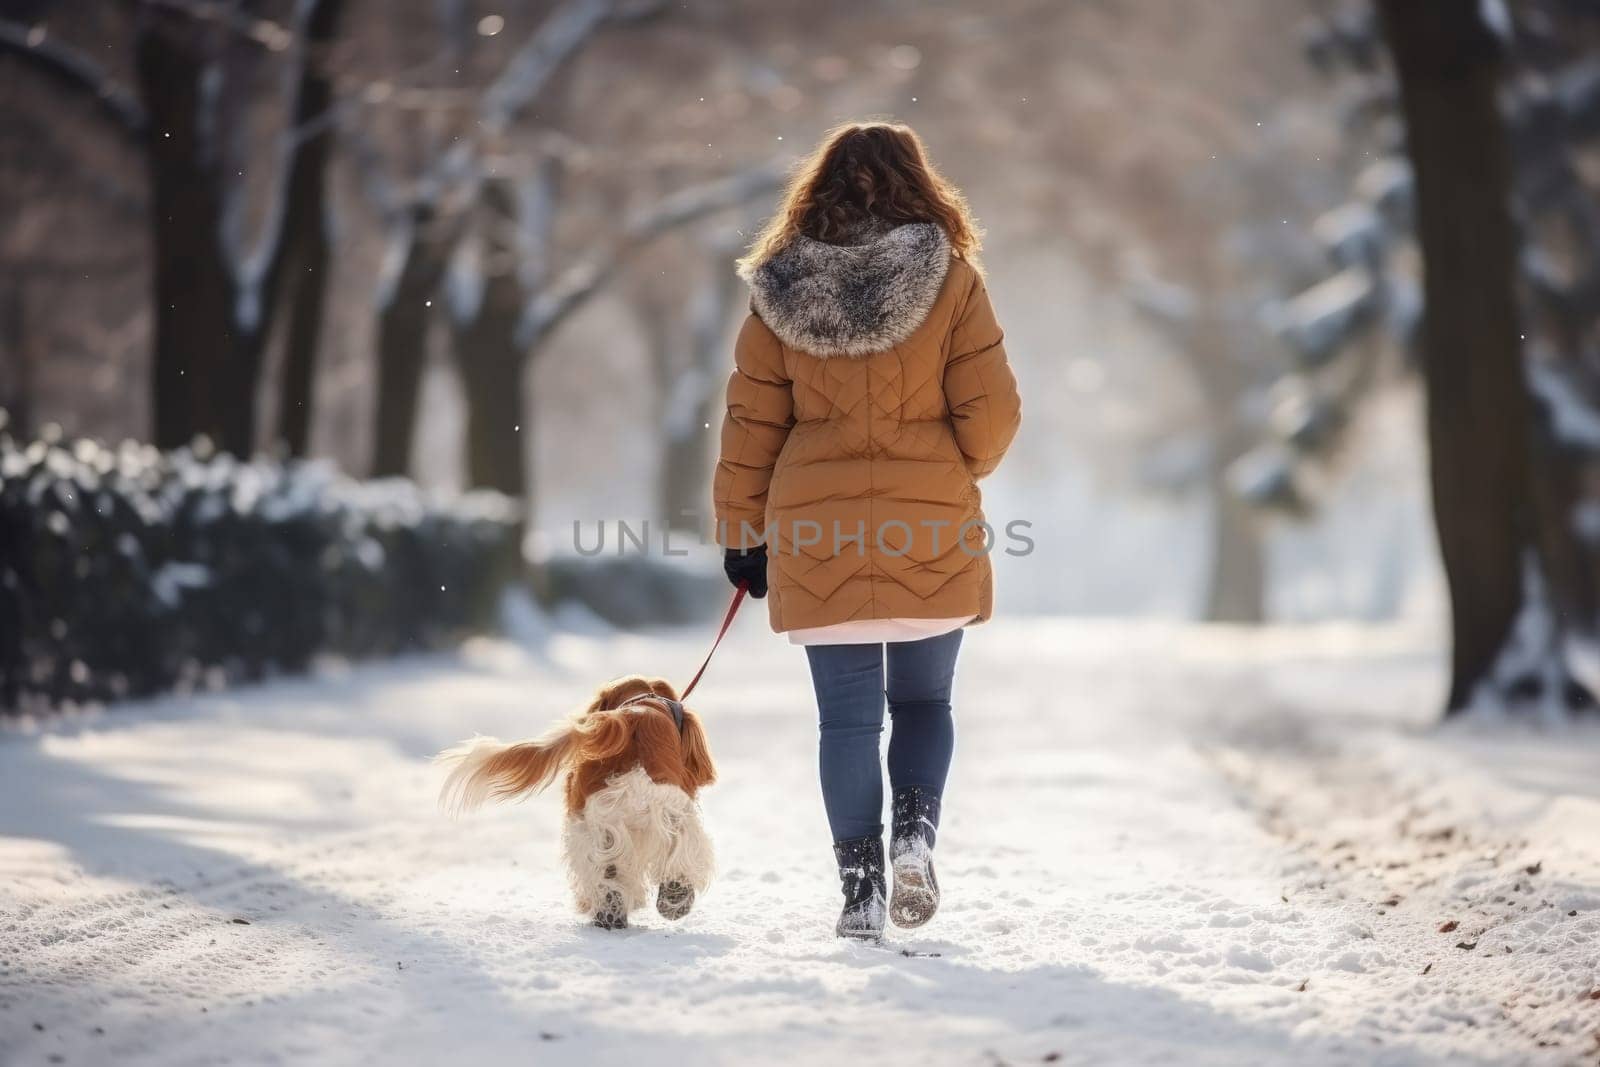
left=804, top=629, right=962, bottom=843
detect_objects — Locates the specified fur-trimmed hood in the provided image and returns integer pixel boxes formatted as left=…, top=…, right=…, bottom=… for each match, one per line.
left=737, top=222, right=952, bottom=358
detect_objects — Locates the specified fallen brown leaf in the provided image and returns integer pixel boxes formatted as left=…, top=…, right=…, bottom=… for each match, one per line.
left=1524, top=860, right=1542, bottom=876
left=1421, top=963, right=1433, bottom=975
left=1455, top=940, right=1478, bottom=951
left=1438, top=920, right=1459, bottom=933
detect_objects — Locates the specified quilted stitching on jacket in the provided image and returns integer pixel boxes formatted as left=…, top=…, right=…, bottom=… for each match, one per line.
left=714, top=232, right=1021, bottom=633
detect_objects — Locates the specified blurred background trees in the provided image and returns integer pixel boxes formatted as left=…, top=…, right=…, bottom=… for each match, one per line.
left=1252, top=0, right=1600, bottom=714
left=6, top=0, right=1600, bottom=717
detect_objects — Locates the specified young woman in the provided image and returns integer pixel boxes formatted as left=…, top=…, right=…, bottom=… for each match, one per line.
left=713, top=121, right=1022, bottom=940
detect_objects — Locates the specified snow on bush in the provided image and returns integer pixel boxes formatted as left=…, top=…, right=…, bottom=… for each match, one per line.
left=0, top=426, right=521, bottom=711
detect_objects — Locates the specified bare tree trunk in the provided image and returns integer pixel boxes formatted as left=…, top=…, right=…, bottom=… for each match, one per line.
left=275, top=0, right=345, bottom=456
left=136, top=3, right=337, bottom=457
left=451, top=181, right=530, bottom=498
left=365, top=0, right=615, bottom=479
left=438, top=164, right=779, bottom=499
left=218, top=324, right=269, bottom=459
left=652, top=335, right=693, bottom=528
left=276, top=207, right=330, bottom=455
left=1379, top=0, right=1549, bottom=713
left=455, top=305, right=528, bottom=497
left=370, top=210, right=456, bottom=478
left=1181, top=309, right=1267, bottom=623
left=135, top=12, right=234, bottom=450
left=1205, top=438, right=1266, bottom=623
left=0, top=283, right=30, bottom=438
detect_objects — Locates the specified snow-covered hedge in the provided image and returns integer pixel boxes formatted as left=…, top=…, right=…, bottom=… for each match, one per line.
left=0, top=428, right=521, bottom=711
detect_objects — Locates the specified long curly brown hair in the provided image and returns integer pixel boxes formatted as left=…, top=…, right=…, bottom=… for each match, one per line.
left=738, top=121, right=983, bottom=274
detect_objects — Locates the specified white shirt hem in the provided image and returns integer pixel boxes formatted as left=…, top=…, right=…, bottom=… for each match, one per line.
left=786, top=615, right=974, bottom=646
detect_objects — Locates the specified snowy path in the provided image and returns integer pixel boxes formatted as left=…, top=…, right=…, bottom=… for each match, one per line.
left=2, top=618, right=1598, bottom=1066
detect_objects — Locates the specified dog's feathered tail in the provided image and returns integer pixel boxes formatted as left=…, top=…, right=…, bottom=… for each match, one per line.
left=434, top=709, right=641, bottom=816
left=435, top=725, right=579, bottom=816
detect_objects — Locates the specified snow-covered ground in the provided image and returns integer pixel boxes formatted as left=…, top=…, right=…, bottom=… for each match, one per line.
left=2, top=616, right=1598, bottom=1066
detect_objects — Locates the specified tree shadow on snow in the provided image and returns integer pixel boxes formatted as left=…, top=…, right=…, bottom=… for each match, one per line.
left=790, top=945, right=1495, bottom=1066
left=0, top=740, right=549, bottom=1058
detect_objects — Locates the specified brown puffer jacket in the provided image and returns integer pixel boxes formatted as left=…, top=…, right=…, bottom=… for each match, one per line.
left=713, top=222, right=1022, bottom=633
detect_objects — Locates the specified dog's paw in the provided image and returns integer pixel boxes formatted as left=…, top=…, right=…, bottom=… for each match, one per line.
left=656, top=881, right=695, bottom=921
left=592, top=887, right=629, bottom=930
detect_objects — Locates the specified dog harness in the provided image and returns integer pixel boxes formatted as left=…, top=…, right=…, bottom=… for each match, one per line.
left=618, top=693, right=686, bottom=733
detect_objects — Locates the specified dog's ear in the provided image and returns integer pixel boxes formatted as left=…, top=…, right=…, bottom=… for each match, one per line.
left=587, top=683, right=624, bottom=713
left=574, top=709, right=634, bottom=762
left=679, top=709, right=717, bottom=790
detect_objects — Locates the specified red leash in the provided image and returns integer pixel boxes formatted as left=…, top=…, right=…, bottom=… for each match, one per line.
left=679, top=581, right=749, bottom=700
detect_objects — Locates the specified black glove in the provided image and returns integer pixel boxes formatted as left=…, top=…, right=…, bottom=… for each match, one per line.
left=723, top=545, right=769, bottom=599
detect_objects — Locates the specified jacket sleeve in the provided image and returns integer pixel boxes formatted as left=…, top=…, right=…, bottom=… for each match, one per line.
left=713, top=312, right=794, bottom=549
left=944, top=272, right=1021, bottom=479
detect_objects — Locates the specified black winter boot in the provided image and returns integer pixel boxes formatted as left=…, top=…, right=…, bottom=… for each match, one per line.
left=889, top=787, right=941, bottom=928
left=832, top=836, right=887, bottom=940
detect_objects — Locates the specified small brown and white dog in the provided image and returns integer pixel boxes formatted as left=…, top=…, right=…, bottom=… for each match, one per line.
left=436, top=675, right=716, bottom=929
